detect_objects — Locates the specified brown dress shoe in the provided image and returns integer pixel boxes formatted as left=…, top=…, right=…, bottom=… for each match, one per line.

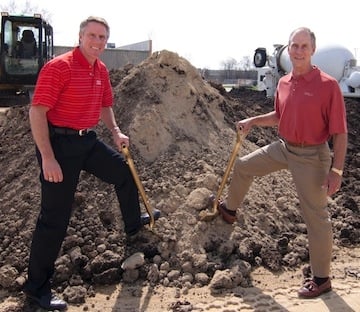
left=298, top=278, right=332, bottom=298
left=218, top=203, right=236, bottom=224
left=209, top=195, right=236, bottom=224
left=217, top=201, right=236, bottom=224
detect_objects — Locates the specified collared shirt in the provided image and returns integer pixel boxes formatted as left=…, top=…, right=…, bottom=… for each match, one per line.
left=275, top=66, right=347, bottom=145
left=32, top=47, right=113, bottom=129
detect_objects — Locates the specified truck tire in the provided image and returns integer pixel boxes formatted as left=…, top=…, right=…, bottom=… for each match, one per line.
left=253, top=48, right=267, bottom=68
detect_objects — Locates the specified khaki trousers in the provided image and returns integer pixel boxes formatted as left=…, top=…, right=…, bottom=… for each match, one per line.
left=227, top=139, right=333, bottom=277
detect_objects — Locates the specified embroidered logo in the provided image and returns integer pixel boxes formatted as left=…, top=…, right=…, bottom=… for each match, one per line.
left=96, top=80, right=101, bottom=86
left=304, top=91, right=313, bottom=96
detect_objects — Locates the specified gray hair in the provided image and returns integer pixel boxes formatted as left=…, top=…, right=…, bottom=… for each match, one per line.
left=79, top=16, right=110, bottom=39
left=288, top=27, right=316, bottom=48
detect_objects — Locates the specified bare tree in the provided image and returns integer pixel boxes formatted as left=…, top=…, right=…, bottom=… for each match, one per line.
left=1, top=0, right=52, bottom=23
left=220, top=57, right=238, bottom=80
left=220, top=57, right=238, bottom=71
left=239, top=56, right=253, bottom=71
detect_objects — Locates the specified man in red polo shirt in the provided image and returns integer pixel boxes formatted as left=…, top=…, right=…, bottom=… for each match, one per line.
left=214, top=27, right=347, bottom=298
left=23, top=16, right=160, bottom=310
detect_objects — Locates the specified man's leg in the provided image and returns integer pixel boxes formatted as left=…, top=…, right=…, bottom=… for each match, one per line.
left=84, top=139, right=142, bottom=235
left=24, top=148, right=81, bottom=298
left=226, top=141, right=288, bottom=211
left=289, top=144, right=333, bottom=278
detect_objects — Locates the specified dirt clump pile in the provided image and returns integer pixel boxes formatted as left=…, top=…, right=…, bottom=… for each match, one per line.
left=0, top=50, right=359, bottom=307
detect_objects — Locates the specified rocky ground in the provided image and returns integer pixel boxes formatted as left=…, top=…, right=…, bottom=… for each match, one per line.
left=0, top=50, right=359, bottom=311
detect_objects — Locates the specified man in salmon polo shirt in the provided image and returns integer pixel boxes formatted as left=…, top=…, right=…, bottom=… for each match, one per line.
left=23, top=16, right=160, bottom=310
left=213, top=27, right=347, bottom=299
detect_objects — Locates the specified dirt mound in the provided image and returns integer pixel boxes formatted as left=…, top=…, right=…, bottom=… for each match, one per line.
left=0, top=50, right=359, bottom=307
left=110, top=50, right=228, bottom=162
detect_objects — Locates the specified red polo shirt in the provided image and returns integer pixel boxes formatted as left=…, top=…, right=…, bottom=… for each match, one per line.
left=32, top=47, right=113, bottom=129
left=275, top=66, right=347, bottom=145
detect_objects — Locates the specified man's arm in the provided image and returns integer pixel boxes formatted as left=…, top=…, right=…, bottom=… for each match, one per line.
left=29, top=105, right=63, bottom=182
left=331, top=133, right=348, bottom=171
left=100, top=106, right=129, bottom=149
left=323, top=132, right=348, bottom=196
left=237, top=111, right=279, bottom=134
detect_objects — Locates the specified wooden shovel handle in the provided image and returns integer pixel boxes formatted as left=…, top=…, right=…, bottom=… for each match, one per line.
left=122, top=145, right=155, bottom=229
left=211, top=129, right=245, bottom=214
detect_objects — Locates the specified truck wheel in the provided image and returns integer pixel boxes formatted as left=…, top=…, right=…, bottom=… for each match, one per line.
left=253, top=48, right=267, bottom=68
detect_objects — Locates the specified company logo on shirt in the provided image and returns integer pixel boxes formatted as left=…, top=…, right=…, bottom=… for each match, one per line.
left=96, top=80, right=101, bottom=86
left=304, top=92, right=313, bottom=97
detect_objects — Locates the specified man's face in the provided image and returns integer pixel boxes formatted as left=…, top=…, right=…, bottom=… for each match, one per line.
left=79, top=21, right=108, bottom=62
left=288, top=30, right=315, bottom=68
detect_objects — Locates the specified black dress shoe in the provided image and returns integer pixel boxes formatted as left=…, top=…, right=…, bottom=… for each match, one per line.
left=140, top=208, right=161, bottom=225
left=25, top=291, right=67, bottom=311
left=126, top=209, right=161, bottom=238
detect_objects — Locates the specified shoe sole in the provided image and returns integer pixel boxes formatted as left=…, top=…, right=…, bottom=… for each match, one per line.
left=298, top=286, right=332, bottom=299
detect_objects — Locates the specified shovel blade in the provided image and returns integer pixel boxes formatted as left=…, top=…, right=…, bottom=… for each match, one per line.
left=199, top=209, right=219, bottom=221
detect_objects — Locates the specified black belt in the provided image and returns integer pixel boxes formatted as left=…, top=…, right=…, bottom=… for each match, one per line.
left=281, top=138, right=323, bottom=148
left=51, top=126, right=90, bottom=136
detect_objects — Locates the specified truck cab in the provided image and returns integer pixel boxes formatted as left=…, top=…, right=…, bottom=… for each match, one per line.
left=0, top=12, right=54, bottom=105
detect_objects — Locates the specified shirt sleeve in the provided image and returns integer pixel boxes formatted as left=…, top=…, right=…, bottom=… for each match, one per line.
left=32, top=60, right=69, bottom=108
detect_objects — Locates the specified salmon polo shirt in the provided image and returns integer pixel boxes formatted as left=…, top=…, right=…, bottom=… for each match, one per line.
left=32, top=47, right=113, bottom=130
left=275, top=66, right=347, bottom=145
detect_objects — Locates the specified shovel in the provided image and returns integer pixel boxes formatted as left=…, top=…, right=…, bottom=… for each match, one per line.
left=199, top=129, right=245, bottom=221
left=122, top=145, right=155, bottom=229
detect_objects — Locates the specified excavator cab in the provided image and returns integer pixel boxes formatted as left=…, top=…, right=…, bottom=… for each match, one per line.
left=0, top=12, right=54, bottom=105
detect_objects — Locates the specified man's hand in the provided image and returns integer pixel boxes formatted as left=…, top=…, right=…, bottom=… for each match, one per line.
left=112, top=128, right=129, bottom=151
left=236, top=118, right=253, bottom=134
left=42, top=157, right=63, bottom=183
left=322, top=170, right=342, bottom=196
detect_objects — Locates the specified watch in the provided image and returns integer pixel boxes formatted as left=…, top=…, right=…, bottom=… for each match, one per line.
left=331, top=167, right=343, bottom=176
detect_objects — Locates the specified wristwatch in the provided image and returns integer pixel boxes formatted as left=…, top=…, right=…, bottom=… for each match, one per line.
left=331, top=167, right=343, bottom=176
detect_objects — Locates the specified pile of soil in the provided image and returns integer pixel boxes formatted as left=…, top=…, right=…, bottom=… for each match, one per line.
left=0, top=50, right=359, bottom=309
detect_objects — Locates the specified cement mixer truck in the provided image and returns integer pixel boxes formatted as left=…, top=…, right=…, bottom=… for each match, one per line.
left=253, top=44, right=360, bottom=98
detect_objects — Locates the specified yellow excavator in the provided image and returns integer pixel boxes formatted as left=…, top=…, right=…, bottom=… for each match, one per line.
left=0, top=12, right=54, bottom=106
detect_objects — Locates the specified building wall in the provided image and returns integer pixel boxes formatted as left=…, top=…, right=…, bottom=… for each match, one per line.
left=53, top=46, right=151, bottom=70
left=202, top=69, right=258, bottom=86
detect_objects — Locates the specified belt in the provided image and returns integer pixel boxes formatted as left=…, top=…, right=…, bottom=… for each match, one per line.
left=51, top=126, right=90, bottom=136
left=283, top=139, right=322, bottom=148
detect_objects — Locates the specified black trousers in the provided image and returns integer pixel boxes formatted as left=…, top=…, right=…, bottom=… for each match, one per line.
left=24, top=130, right=141, bottom=296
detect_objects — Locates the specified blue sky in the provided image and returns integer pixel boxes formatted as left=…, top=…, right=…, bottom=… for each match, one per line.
left=3, top=0, right=360, bottom=69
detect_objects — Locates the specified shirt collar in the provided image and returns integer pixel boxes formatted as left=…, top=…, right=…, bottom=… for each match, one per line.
left=286, top=65, right=320, bottom=82
left=73, top=46, right=100, bottom=71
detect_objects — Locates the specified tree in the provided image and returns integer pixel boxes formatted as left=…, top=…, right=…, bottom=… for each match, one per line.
left=239, top=56, right=253, bottom=71
left=220, top=57, right=238, bottom=71
left=0, top=0, right=52, bottom=22
left=220, top=57, right=239, bottom=80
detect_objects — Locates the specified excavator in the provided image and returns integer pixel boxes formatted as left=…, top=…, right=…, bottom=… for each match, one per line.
left=0, top=12, right=53, bottom=106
